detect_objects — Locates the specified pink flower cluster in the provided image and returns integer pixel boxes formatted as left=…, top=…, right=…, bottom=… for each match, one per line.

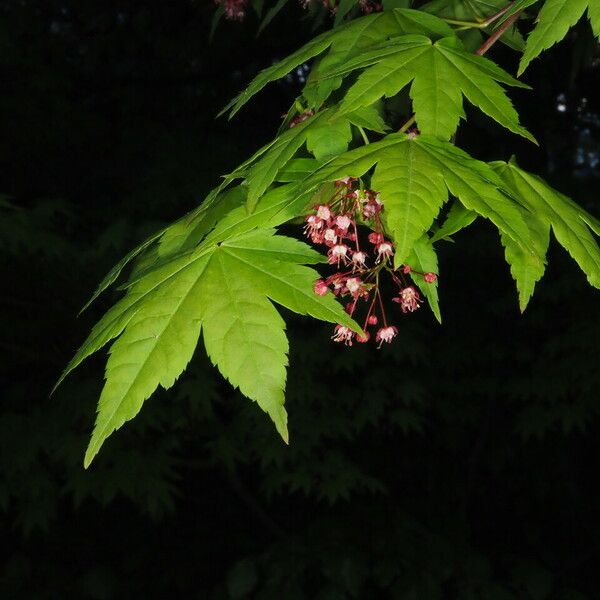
left=216, top=0, right=248, bottom=20
left=299, top=0, right=382, bottom=15
left=306, top=178, right=438, bottom=348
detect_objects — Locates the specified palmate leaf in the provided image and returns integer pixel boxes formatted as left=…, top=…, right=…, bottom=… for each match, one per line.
left=221, top=9, right=454, bottom=118
left=518, top=0, right=600, bottom=75
left=304, top=8, right=454, bottom=108
left=328, top=35, right=534, bottom=141
left=78, top=226, right=359, bottom=467
left=493, top=159, right=600, bottom=289
left=298, top=133, right=531, bottom=265
left=59, top=180, right=321, bottom=396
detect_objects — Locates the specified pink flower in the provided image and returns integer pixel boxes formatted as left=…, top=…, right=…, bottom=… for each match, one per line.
left=345, top=277, right=362, bottom=297
left=375, top=241, right=394, bottom=263
left=375, top=326, right=398, bottom=347
left=335, top=215, right=352, bottom=232
left=367, top=315, right=378, bottom=326
left=368, top=232, right=384, bottom=245
left=316, top=205, right=331, bottom=221
left=352, top=251, right=367, bottom=269
left=402, top=265, right=412, bottom=274
left=393, top=286, right=422, bottom=313
left=314, top=280, right=328, bottom=296
left=424, top=272, right=437, bottom=283
left=332, top=325, right=354, bottom=346
left=310, top=230, right=324, bottom=244
left=323, top=228, right=337, bottom=246
left=356, top=331, right=370, bottom=343
left=328, top=244, right=350, bottom=266
left=304, top=214, right=323, bottom=238
left=216, top=0, right=248, bottom=20
left=335, top=176, right=356, bottom=187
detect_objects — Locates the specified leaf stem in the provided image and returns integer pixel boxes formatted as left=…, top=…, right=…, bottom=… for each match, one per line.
left=475, top=9, right=523, bottom=56
left=399, top=115, right=416, bottom=133
left=357, top=125, right=370, bottom=145
left=442, top=2, right=515, bottom=30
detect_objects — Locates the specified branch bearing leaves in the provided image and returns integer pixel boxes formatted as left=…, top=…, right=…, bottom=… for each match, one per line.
left=518, top=0, right=599, bottom=75
left=334, top=35, right=534, bottom=141
left=493, top=160, right=600, bottom=289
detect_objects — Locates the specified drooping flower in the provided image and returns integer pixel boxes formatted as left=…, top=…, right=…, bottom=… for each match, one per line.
left=356, top=331, right=370, bottom=343
left=313, top=279, right=329, bottom=296
left=316, top=205, right=331, bottom=221
left=367, top=315, right=378, bottom=325
left=304, top=214, right=323, bottom=238
left=335, top=214, right=352, bottom=232
left=323, top=228, right=337, bottom=246
left=332, top=325, right=354, bottom=346
left=375, top=241, right=394, bottom=263
left=328, top=244, right=350, bottom=266
left=368, top=231, right=384, bottom=245
left=402, top=265, right=412, bottom=274
left=352, top=251, right=367, bottom=269
left=375, top=326, right=398, bottom=347
left=393, top=286, right=422, bottom=313
left=216, top=0, right=248, bottom=20
left=424, top=272, right=437, bottom=283
left=345, top=277, right=362, bottom=297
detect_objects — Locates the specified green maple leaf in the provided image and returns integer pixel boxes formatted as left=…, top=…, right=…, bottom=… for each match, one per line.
left=493, top=159, right=600, bottom=291
left=327, top=34, right=533, bottom=141
left=406, top=234, right=442, bottom=323
left=518, top=0, right=600, bottom=75
left=298, top=134, right=531, bottom=265
left=69, top=226, right=358, bottom=467
left=221, top=9, right=454, bottom=118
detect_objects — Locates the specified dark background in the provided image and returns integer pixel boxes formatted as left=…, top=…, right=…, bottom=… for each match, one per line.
left=1, top=1, right=600, bottom=598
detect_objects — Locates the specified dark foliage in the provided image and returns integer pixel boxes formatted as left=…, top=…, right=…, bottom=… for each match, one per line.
left=1, top=1, right=599, bottom=598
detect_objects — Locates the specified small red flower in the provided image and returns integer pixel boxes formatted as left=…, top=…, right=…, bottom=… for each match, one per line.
left=375, top=326, right=398, bottom=347
left=352, top=251, right=367, bottom=269
left=332, top=325, right=354, bottom=346
left=323, top=228, right=337, bottom=246
left=424, top=272, right=437, bottom=283
left=314, top=279, right=328, bottom=296
left=367, top=315, right=378, bottom=326
left=345, top=277, right=362, bottom=297
left=402, top=265, right=412, bottom=274
left=393, top=286, right=422, bottom=313
left=368, top=232, right=384, bottom=245
left=327, top=244, right=350, bottom=266
left=316, top=205, right=331, bottom=221
left=375, top=241, right=394, bottom=263
left=335, top=214, right=352, bottom=232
